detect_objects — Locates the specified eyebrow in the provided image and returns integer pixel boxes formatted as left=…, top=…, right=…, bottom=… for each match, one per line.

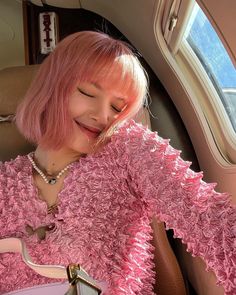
left=92, top=82, right=126, bottom=102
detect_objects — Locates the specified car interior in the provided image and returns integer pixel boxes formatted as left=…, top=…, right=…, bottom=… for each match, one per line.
left=0, top=39, right=197, bottom=295
left=0, top=0, right=235, bottom=294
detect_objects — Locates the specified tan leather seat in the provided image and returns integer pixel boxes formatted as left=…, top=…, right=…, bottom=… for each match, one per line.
left=0, top=66, right=38, bottom=160
left=0, top=65, right=187, bottom=295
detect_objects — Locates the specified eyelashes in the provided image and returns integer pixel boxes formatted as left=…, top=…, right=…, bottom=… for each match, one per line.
left=77, top=88, right=94, bottom=98
left=112, top=106, right=122, bottom=113
left=77, top=88, right=123, bottom=113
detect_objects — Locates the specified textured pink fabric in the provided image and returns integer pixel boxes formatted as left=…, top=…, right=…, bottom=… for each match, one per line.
left=5, top=283, right=68, bottom=295
left=0, top=120, right=235, bottom=294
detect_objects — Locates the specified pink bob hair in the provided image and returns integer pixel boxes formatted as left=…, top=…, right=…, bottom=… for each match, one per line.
left=16, top=30, right=148, bottom=149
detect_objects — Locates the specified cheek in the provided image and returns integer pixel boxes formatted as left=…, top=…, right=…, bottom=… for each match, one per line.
left=110, top=114, right=120, bottom=125
left=69, top=96, right=88, bottom=117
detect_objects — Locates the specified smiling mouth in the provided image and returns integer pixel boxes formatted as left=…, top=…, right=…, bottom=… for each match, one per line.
left=75, top=121, right=101, bottom=139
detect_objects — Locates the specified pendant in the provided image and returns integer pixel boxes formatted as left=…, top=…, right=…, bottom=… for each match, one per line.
left=48, top=178, right=57, bottom=185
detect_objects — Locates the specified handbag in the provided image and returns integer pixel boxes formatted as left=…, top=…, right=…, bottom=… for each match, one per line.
left=0, top=238, right=102, bottom=295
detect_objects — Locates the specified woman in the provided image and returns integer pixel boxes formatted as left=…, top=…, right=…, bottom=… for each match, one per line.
left=0, top=31, right=235, bottom=295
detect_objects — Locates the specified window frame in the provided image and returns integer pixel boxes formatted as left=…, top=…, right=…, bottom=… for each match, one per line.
left=161, top=0, right=236, bottom=163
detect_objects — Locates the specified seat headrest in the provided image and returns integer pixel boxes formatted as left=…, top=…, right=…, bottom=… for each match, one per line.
left=0, top=66, right=39, bottom=161
left=0, top=65, right=39, bottom=115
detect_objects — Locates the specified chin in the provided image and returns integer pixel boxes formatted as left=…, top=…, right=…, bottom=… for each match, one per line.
left=68, top=139, right=96, bottom=155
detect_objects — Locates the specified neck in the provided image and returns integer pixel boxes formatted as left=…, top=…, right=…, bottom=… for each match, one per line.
left=34, top=146, right=81, bottom=175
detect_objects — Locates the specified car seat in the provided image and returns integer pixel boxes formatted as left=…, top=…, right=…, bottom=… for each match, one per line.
left=0, top=65, right=188, bottom=295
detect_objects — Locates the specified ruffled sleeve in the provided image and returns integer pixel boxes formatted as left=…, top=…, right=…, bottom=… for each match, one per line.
left=118, top=121, right=236, bottom=295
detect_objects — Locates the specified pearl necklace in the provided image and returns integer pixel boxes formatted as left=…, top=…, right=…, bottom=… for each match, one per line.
left=27, top=153, right=71, bottom=185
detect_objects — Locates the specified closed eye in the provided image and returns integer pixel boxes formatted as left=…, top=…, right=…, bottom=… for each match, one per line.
left=112, top=106, right=122, bottom=113
left=112, top=103, right=128, bottom=113
left=77, top=88, right=94, bottom=98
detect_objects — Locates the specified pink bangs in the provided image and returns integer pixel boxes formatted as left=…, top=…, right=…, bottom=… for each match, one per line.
left=74, top=44, right=148, bottom=131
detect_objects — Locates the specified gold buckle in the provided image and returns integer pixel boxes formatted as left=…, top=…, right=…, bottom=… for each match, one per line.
left=67, top=264, right=102, bottom=294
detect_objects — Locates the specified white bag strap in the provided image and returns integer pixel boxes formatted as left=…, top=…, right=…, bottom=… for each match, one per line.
left=0, top=237, right=67, bottom=278
left=0, top=238, right=94, bottom=281
left=0, top=238, right=102, bottom=294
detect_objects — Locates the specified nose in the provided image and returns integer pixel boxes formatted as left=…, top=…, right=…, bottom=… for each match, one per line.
left=90, top=101, right=111, bottom=128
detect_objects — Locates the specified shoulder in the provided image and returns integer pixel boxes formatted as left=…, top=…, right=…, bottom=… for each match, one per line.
left=0, top=155, right=31, bottom=205
left=109, top=120, right=186, bottom=175
left=0, top=155, right=29, bottom=179
left=112, top=119, right=171, bottom=156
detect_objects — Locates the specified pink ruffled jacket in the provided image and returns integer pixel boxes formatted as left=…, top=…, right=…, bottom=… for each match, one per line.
left=0, top=120, right=235, bottom=294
